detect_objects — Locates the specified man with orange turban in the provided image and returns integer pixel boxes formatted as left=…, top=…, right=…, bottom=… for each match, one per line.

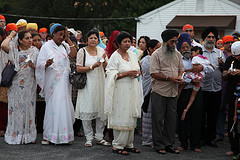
left=182, top=24, right=201, bottom=47
left=39, top=27, right=48, bottom=45
left=99, top=31, right=105, bottom=40
left=5, top=23, right=17, bottom=35
left=0, top=15, right=6, bottom=29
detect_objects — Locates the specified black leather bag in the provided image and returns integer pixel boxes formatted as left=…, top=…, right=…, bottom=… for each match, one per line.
left=69, top=49, right=87, bottom=89
left=1, top=60, right=17, bottom=87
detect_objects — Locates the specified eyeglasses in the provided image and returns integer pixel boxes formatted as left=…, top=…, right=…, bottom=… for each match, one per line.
left=169, top=40, right=178, bottom=44
left=184, top=30, right=193, bottom=33
left=207, top=36, right=215, bottom=39
left=181, top=46, right=190, bottom=49
left=225, top=41, right=234, bottom=45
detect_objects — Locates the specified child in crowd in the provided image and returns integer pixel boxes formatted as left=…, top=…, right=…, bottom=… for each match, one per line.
left=179, top=46, right=215, bottom=120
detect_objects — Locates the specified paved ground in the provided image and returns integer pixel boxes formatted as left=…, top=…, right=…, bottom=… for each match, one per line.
left=0, top=133, right=233, bottom=160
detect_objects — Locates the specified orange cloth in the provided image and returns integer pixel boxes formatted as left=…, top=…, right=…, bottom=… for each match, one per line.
left=217, top=39, right=223, bottom=44
left=222, top=35, right=234, bottom=44
left=182, top=24, right=194, bottom=32
left=5, top=23, right=17, bottom=32
left=99, top=31, right=104, bottom=36
left=0, top=15, right=5, bottom=21
left=39, top=28, right=47, bottom=33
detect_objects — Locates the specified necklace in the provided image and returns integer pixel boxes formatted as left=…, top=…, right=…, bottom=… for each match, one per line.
left=118, top=49, right=129, bottom=61
left=86, top=46, right=97, bottom=56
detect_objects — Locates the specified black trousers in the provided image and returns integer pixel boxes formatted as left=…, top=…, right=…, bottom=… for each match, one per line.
left=151, top=92, right=177, bottom=150
left=177, top=88, right=203, bottom=149
left=227, top=90, right=239, bottom=154
left=201, top=90, right=221, bottom=143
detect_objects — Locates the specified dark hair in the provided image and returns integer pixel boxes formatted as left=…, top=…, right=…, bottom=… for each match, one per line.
left=115, top=31, right=132, bottom=45
left=137, top=36, right=150, bottom=46
left=232, top=32, right=240, bottom=38
left=46, top=34, right=52, bottom=39
left=18, top=30, right=30, bottom=45
left=0, top=27, right=5, bottom=37
left=69, top=35, right=77, bottom=44
left=141, top=39, right=159, bottom=60
left=191, top=46, right=203, bottom=55
left=53, top=25, right=65, bottom=35
left=86, top=29, right=99, bottom=41
left=31, top=32, right=42, bottom=39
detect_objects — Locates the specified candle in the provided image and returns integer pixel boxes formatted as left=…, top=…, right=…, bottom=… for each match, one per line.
left=181, top=72, right=185, bottom=79
left=229, top=61, right=234, bottom=71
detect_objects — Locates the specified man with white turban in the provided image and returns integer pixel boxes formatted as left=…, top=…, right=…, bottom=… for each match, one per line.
left=222, top=41, right=240, bottom=155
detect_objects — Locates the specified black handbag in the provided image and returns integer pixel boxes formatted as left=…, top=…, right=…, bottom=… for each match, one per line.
left=69, top=48, right=87, bottom=89
left=1, top=60, right=17, bottom=87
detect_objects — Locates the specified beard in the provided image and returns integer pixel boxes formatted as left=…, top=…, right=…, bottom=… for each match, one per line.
left=163, top=43, right=176, bottom=59
left=182, top=50, right=191, bottom=59
left=204, top=40, right=215, bottom=49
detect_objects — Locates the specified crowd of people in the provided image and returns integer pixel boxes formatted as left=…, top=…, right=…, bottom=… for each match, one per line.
left=0, top=14, right=240, bottom=158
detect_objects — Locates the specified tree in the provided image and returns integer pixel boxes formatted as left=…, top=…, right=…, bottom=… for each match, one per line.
left=0, top=0, right=174, bottom=37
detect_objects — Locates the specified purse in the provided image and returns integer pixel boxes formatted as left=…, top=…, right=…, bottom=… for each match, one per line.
left=1, top=60, right=17, bottom=87
left=69, top=48, right=87, bottom=89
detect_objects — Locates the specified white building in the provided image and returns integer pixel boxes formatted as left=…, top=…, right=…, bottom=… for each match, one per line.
left=136, top=0, right=240, bottom=42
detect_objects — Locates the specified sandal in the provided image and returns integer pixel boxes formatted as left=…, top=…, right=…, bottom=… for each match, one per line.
left=165, top=146, right=180, bottom=154
left=96, top=139, right=111, bottom=146
left=112, top=148, right=129, bottom=155
left=156, top=149, right=166, bottom=154
left=76, top=132, right=84, bottom=137
left=41, top=140, right=49, bottom=145
left=226, top=151, right=234, bottom=156
left=124, top=147, right=140, bottom=153
left=0, top=130, right=5, bottom=137
left=85, top=140, right=92, bottom=147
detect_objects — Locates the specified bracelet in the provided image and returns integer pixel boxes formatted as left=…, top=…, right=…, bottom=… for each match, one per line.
left=119, top=73, right=123, bottom=78
left=90, top=65, right=93, bottom=70
left=69, top=44, right=75, bottom=48
left=165, top=75, right=168, bottom=81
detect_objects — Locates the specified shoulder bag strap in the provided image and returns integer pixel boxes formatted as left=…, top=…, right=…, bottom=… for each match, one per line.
left=83, top=48, right=86, bottom=67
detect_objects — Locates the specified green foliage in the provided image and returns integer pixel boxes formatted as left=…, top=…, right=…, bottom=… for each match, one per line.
left=0, top=0, right=174, bottom=37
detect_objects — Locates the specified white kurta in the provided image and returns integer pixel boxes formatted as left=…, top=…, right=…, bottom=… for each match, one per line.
left=75, top=47, right=106, bottom=121
left=105, top=50, right=143, bottom=131
left=5, top=43, right=38, bottom=144
left=36, top=40, right=74, bottom=144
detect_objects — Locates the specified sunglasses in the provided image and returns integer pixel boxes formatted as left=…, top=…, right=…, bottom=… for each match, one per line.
left=184, top=30, right=193, bottom=32
left=169, top=40, right=178, bottom=44
left=207, top=36, right=215, bottom=39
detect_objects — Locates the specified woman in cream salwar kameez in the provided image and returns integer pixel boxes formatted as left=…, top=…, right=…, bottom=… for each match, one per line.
left=105, top=31, right=143, bottom=155
left=36, top=24, right=77, bottom=144
left=75, top=30, right=110, bottom=147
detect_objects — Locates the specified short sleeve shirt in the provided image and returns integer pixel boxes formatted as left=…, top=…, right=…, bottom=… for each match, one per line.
left=150, top=47, right=184, bottom=97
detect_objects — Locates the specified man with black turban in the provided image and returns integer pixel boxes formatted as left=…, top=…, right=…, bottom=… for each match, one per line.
left=201, top=26, right=225, bottom=148
left=150, top=29, right=184, bottom=154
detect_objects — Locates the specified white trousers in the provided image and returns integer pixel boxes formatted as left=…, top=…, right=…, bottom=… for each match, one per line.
left=112, top=129, right=134, bottom=149
left=82, top=118, right=105, bottom=141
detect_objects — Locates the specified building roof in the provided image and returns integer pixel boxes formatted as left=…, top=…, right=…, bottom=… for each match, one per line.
left=166, top=15, right=236, bottom=29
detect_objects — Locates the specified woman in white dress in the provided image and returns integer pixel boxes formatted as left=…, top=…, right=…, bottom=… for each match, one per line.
left=2, top=30, right=38, bottom=144
left=75, top=30, right=110, bottom=147
left=105, top=31, right=143, bottom=155
left=36, top=24, right=77, bottom=144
